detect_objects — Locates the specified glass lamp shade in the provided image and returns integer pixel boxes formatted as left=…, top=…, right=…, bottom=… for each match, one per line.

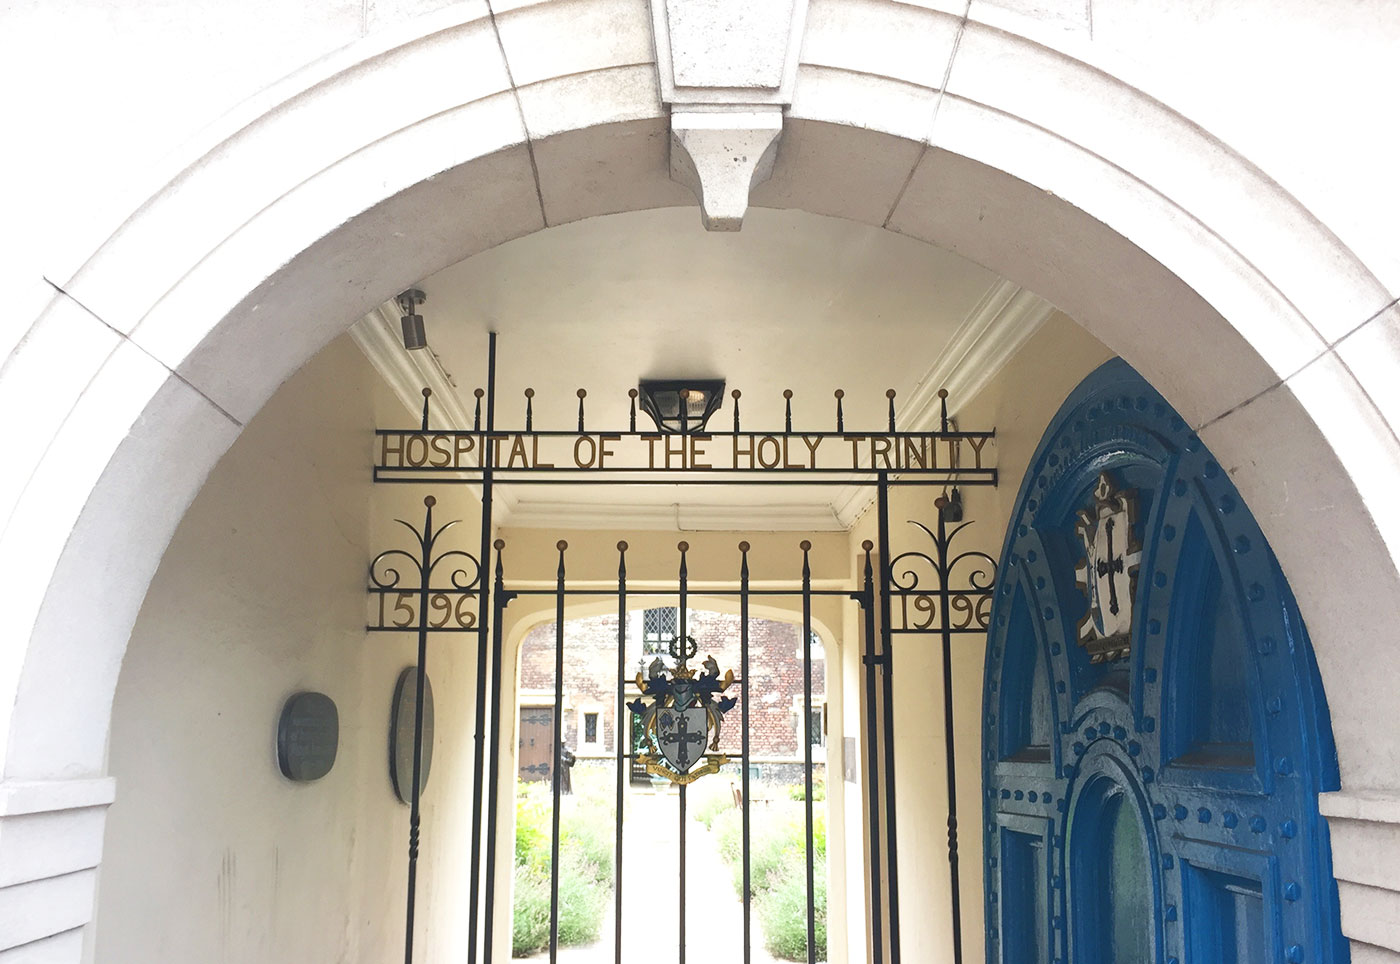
left=638, top=379, right=725, bottom=434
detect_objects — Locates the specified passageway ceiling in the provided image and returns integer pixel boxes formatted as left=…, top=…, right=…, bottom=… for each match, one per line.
left=356, top=206, right=1052, bottom=530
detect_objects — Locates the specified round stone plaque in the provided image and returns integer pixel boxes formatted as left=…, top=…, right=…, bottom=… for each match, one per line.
left=390, top=667, right=434, bottom=804
left=277, top=691, right=339, bottom=782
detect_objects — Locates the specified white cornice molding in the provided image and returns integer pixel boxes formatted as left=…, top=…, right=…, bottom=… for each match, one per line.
left=502, top=501, right=843, bottom=532
left=832, top=281, right=1054, bottom=527
left=350, top=303, right=518, bottom=517
left=902, top=279, right=1055, bottom=428
left=678, top=503, right=842, bottom=531
left=350, top=304, right=475, bottom=428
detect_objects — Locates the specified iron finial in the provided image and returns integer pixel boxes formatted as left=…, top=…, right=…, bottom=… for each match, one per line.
left=556, top=540, right=568, bottom=552
left=424, top=496, right=437, bottom=508
left=678, top=541, right=690, bottom=553
left=738, top=540, right=750, bottom=552
left=617, top=540, right=629, bottom=551
left=800, top=540, right=812, bottom=552
left=494, top=538, right=506, bottom=550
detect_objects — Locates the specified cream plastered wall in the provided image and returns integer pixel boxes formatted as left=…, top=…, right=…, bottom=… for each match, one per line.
left=845, top=311, right=1112, bottom=964
left=4, top=1, right=1400, bottom=961
left=88, top=337, right=483, bottom=963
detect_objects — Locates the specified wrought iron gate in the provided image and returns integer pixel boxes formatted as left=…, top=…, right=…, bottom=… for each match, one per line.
left=366, top=335, right=999, bottom=964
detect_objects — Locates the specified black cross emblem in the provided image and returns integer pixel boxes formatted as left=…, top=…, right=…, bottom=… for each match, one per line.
left=660, top=709, right=706, bottom=767
left=1096, top=517, right=1125, bottom=616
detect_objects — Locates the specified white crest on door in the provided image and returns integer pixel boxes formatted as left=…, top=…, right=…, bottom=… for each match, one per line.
left=1074, top=473, right=1143, bottom=663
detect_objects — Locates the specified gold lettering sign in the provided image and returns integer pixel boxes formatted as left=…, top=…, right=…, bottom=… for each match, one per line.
left=368, top=590, right=477, bottom=632
left=374, top=431, right=991, bottom=475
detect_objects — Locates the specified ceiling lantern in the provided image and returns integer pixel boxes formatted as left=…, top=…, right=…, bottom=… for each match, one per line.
left=638, top=379, right=725, bottom=434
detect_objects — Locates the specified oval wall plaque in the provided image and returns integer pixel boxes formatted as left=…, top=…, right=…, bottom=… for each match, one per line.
left=277, top=691, right=339, bottom=782
left=390, top=666, right=434, bottom=804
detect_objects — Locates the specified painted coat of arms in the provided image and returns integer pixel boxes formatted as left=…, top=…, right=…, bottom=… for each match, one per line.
left=1074, top=473, right=1143, bottom=663
left=628, top=634, right=737, bottom=785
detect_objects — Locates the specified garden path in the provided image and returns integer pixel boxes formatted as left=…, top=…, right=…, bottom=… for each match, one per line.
left=520, top=788, right=780, bottom=963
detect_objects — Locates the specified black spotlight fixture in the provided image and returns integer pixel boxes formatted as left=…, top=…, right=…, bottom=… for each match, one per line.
left=397, top=288, right=428, bottom=351
left=638, top=379, right=725, bottom=434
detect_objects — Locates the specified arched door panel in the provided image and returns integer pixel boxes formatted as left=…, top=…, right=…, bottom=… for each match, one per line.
left=983, top=360, right=1347, bottom=964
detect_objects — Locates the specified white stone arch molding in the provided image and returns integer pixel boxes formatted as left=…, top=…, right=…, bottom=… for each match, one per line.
left=4, top=0, right=1399, bottom=953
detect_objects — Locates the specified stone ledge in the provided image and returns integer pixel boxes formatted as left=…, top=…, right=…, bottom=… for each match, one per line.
left=0, top=780, right=114, bottom=818
left=0, top=871, right=96, bottom=953
left=0, top=927, right=83, bottom=963
left=1339, top=880, right=1400, bottom=955
left=1321, top=789, right=1400, bottom=825
left=1323, top=789, right=1400, bottom=956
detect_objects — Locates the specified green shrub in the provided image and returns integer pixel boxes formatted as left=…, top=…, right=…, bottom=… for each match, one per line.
left=514, top=787, right=552, bottom=873
left=705, top=804, right=828, bottom=960
left=512, top=778, right=615, bottom=956
left=561, top=800, right=614, bottom=884
left=787, top=777, right=827, bottom=802
left=692, top=783, right=735, bottom=829
left=713, top=807, right=743, bottom=866
left=723, top=809, right=826, bottom=901
left=757, top=862, right=827, bottom=961
left=511, top=853, right=608, bottom=957
left=512, top=863, right=550, bottom=956
left=746, top=817, right=799, bottom=896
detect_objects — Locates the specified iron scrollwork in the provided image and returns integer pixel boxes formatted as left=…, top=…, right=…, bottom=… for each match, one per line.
left=888, top=509, right=998, bottom=635
left=368, top=505, right=482, bottom=632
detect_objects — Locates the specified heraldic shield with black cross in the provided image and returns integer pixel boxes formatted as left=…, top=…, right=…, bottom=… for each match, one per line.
left=628, top=634, right=737, bottom=785
left=1074, top=472, right=1143, bottom=664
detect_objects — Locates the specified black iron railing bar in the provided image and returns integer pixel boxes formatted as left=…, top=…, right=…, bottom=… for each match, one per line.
left=739, top=541, right=753, bottom=964
left=548, top=541, right=567, bottom=963
left=467, top=332, right=498, bottom=964
left=801, top=540, right=817, bottom=964
left=482, top=543, right=509, bottom=964
left=372, top=475, right=998, bottom=488
left=859, top=541, right=885, bottom=964
left=876, top=476, right=903, bottom=964
left=496, top=588, right=855, bottom=598
left=374, top=467, right=997, bottom=478
left=677, top=541, right=689, bottom=964
left=614, top=541, right=628, bottom=964
left=402, top=498, right=433, bottom=964
left=373, top=428, right=996, bottom=441
left=933, top=502, right=965, bottom=964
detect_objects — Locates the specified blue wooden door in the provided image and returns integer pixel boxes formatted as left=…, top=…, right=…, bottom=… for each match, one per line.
left=983, top=360, right=1348, bottom=964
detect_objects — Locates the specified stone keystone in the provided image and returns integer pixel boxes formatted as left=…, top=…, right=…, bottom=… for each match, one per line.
left=669, top=109, right=783, bottom=231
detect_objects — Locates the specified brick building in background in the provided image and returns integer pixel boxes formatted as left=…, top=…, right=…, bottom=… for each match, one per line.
left=518, top=608, right=827, bottom=783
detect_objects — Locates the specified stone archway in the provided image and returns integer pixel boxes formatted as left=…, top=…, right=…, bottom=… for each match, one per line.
left=3, top=4, right=1397, bottom=958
